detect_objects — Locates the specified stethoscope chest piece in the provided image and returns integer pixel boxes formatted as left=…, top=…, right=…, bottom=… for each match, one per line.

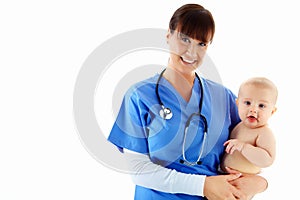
left=155, top=69, right=208, bottom=166
left=159, top=106, right=173, bottom=120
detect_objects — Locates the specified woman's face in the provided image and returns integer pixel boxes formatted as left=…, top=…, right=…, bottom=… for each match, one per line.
left=166, top=30, right=210, bottom=74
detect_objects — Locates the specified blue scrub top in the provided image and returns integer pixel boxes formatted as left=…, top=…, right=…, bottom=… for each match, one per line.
left=108, top=73, right=240, bottom=200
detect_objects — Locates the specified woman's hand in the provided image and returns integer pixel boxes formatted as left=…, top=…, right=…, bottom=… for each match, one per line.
left=226, top=167, right=268, bottom=200
left=204, top=173, right=247, bottom=200
left=229, top=174, right=268, bottom=200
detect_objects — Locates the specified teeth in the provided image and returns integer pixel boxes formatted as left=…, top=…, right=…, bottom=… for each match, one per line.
left=182, top=57, right=195, bottom=64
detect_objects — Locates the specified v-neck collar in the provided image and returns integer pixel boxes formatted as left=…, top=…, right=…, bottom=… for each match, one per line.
left=160, top=75, right=200, bottom=111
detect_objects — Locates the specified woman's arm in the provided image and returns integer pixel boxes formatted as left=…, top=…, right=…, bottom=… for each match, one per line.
left=123, top=149, right=206, bottom=196
left=123, top=149, right=245, bottom=199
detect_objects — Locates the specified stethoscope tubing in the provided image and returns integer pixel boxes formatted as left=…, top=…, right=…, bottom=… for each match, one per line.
left=155, top=68, right=208, bottom=165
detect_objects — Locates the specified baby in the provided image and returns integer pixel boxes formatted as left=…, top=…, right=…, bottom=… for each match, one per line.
left=221, top=77, right=278, bottom=174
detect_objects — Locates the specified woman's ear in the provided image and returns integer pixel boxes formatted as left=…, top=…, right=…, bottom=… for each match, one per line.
left=166, top=29, right=171, bottom=44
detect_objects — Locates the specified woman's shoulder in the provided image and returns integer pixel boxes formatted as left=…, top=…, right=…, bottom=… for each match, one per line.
left=130, top=73, right=157, bottom=89
left=125, top=73, right=159, bottom=97
left=202, top=78, right=236, bottom=97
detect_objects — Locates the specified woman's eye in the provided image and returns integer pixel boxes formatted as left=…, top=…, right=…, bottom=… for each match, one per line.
left=199, top=42, right=207, bottom=47
left=181, top=37, right=190, bottom=43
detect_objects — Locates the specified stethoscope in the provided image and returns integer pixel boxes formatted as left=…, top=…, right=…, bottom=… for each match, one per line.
left=155, top=69, right=208, bottom=166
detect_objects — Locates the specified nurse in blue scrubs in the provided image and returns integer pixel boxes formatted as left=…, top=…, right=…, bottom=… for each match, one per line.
left=108, top=3, right=268, bottom=200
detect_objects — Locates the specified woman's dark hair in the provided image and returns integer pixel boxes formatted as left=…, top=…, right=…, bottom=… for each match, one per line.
left=169, top=4, right=215, bottom=43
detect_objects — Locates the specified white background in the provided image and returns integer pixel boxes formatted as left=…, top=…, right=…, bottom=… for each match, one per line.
left=1, top=0, right=299, bottom=199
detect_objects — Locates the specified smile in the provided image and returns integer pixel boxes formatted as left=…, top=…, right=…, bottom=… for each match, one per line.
left=181, top=57, right=197, bottom=64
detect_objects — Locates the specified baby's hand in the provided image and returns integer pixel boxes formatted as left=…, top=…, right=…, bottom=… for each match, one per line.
left=224, top=166, right=242, bottom=175
left=224, top=139, right=244, bottom=154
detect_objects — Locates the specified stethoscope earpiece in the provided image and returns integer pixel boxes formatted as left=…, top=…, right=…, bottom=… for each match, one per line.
left=159, top=106, right=173, bottom=120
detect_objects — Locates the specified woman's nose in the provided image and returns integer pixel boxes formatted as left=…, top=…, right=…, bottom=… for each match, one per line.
left=186, top=44, right=197, bottom=57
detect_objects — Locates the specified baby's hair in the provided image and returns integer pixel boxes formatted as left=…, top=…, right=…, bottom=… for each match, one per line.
left=239, top=77, right=278, bottom=103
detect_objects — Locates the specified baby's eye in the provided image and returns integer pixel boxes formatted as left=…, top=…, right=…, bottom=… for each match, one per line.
left=244, top=101, right=251, bottom=106
left=259, top=104, right=266, bottom=109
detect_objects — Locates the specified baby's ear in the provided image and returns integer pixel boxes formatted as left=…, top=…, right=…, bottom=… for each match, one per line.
left=235, top=98, right=239, bottom=106
left=271, top=106, right=277, bottom=115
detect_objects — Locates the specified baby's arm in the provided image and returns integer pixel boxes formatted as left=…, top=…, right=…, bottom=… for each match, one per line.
left=241, top=128, right=276, bottom=167
left=224, top=128, right=276, bottom=168
left=224, top=139, right=244, bottom=154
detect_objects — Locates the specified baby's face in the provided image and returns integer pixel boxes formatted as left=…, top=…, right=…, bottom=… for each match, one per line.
left=237, top=85, right=277, bottom=128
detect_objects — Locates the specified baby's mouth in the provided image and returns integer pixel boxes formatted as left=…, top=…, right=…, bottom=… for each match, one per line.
left=247, top=115, right=257, bottom=122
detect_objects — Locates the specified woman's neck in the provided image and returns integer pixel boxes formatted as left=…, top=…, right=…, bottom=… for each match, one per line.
left=163, top=67, right=195, bottom=102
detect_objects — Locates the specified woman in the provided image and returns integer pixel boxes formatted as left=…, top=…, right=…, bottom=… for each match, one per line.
left=108, top=4, right=267, bottom=200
